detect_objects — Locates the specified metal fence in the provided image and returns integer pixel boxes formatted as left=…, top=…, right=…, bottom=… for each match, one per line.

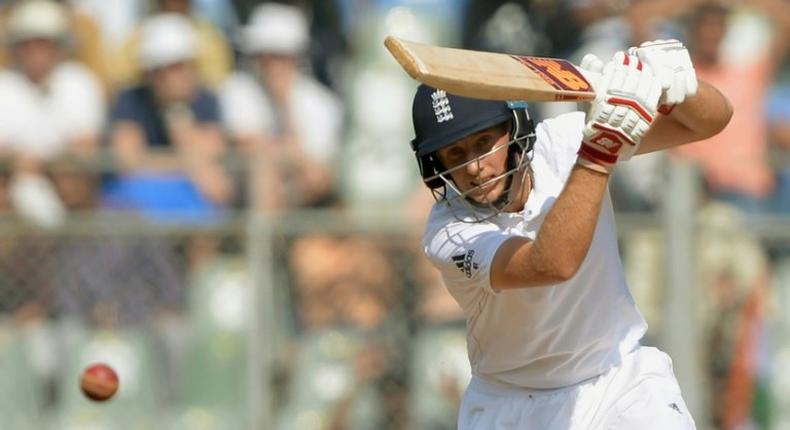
left=0, top=164, right=789, bottom=430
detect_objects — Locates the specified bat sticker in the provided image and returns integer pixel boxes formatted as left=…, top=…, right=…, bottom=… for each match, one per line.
left=513, top=56, right=593, bottom=94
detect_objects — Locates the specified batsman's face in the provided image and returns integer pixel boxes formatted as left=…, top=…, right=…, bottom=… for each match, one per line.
left=436, top=123, right=511, bottom=204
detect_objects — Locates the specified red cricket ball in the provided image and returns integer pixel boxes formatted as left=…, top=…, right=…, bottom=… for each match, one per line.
left=79, top=363, right=119, bottom=401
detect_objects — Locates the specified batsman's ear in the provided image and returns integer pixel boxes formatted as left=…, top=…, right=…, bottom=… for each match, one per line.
left=418, top=154, right=446, bottom=189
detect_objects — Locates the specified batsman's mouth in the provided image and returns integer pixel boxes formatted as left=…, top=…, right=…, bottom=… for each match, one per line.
left=468, top=178, right=504, bottom=202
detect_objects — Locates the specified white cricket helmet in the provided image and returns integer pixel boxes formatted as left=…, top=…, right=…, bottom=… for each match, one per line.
left=138, top=13, right=197, bottom=70
left=239, top=3, right=309, bottom=56
left=5, top=0, right=70, bottom=44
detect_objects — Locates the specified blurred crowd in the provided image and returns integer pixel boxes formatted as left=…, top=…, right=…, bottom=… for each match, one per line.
left=0, top=0, right=787, bottom=429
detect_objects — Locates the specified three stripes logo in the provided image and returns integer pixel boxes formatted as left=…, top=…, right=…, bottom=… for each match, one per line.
left=431, top=89, right=454, bottom=123
left=451, top=250, right=478, bottom=279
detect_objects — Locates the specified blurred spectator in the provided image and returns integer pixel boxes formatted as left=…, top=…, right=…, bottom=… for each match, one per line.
left=623, top=201, right=772, bottom=428
left=0, top=0, right=111, bottom=92
left=104, top=13, right=233, bottom=223
left=220, top=2, right=344, bottom=210
left=288, top=235, right=400, bottom=332
left=0, top=0, right=105, bottom=228
left=188, top=0, right=241, bottom=41
left=461, top=1, right=552, bottom=57
left=73, top=156, right=179, bottom=321
left=66, top=0, right=146, bottom=56
left=407, top=256, right=467, bottom=430
left=110, top=0, right=232, bottom=89
left=302, top=0, right=349, bottom=92
left=628, top=0, right=790, bottom=213
left=693, top=204, right=771, bottom=429
left=280, top=234, right=406, bottom=429
left=336, top=4, right=453, bottom=212
left=227, top=0, right=258, bottom=22
left=567, top=0, right=633, bottom=58
left=0, top=169, right=9, bottom=214
left=767, top=82, right=790, bottom=213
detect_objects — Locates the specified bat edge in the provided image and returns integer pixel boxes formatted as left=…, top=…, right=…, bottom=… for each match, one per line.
left=384, top=36, right=428, bottom=81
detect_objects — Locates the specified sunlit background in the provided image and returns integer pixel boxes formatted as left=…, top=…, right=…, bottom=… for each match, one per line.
left=0, top=0, right=788, bottom=429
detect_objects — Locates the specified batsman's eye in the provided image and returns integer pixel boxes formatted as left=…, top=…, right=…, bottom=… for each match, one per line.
left=475, top=136, right=495, bottom=152
left=442, top=147, right=466, bottom=167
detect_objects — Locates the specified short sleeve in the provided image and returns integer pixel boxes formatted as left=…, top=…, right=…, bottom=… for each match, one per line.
left=423, top=220, right=512, bottom=296
left=533, top=111, right=586, bottom=181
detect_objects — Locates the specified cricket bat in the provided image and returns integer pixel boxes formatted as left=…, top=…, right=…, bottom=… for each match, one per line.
left=384, top=36, right=596, bottom=102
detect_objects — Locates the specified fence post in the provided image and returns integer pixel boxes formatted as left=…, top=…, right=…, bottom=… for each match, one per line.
left=661, top=160, right=710, bottom=428
left=246, top=149, right=276, bottom=430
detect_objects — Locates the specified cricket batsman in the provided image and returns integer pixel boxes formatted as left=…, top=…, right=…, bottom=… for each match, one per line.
left=411, top=41, right=732, bottom=429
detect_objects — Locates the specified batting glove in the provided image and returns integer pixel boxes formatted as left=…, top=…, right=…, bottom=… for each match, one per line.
left=628, top=39, right=697, bottom=114
left=578, top=52, right=662, bottom=174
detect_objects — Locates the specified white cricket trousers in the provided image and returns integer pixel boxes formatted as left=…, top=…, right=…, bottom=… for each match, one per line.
left=457, top=346, right=696, bottom=430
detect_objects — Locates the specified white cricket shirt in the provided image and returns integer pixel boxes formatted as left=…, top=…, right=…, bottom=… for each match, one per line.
left=422, top=111, right=647, bottom=389
left=219, top=71, right=343, bottom=164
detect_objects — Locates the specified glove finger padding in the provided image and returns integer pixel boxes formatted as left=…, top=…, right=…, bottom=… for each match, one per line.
left=578, top=52, right=660, bottom=173
left=630, top=38, right=697, bottom=109
left=580, top=53, right=605, bottom=74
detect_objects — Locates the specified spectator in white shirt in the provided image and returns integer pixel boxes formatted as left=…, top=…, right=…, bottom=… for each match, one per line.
left=220, top=3, right=344, bottom=209
left=0, top=0, right=105, bottom=227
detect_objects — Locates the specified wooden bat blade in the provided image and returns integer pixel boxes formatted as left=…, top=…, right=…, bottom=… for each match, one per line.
left=384, top=36, right=596, bottom=102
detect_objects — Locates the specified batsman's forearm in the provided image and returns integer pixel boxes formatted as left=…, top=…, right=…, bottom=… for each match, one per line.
left=637, top=81, right=732, bottom=154
left=492, top=163, right=610, bottom=289
left=669, top=80, right=732, bottom=139
left=528, top=164, right=609, bottom=280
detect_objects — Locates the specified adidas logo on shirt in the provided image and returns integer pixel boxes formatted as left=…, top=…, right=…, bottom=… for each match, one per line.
left=452, top=250, right=478, bottom=279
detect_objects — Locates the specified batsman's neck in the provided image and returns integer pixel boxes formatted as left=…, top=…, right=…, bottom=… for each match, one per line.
left=503, top=167, right=533, bottom=213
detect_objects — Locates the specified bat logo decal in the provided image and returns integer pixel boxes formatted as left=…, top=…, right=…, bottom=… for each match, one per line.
left=513, top=56, right=593, bottom=95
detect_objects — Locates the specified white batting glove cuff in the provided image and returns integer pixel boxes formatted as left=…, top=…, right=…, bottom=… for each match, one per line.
left=578, top=52, right=661, bottom=174
left=628, top=39, right=697, bottom=111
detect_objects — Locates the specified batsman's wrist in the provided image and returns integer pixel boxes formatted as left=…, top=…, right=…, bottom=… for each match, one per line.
left=577, top=145, right=614, bottom=175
